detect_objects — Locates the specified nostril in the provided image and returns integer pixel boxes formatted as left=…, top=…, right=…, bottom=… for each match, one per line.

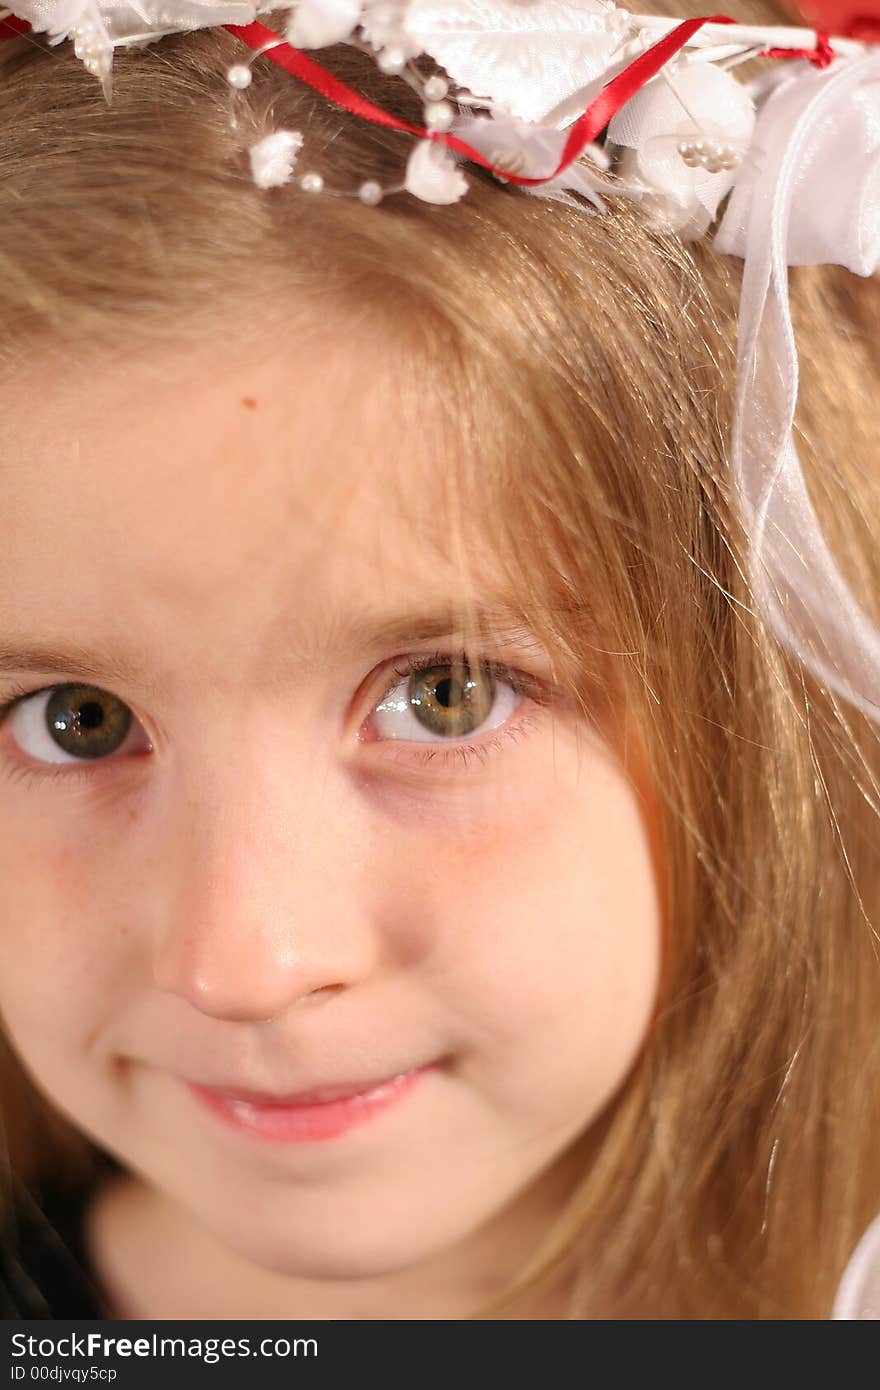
left=250, top=985, right=348, bottom=1025
left=301, top=983, right=345, bottom=1005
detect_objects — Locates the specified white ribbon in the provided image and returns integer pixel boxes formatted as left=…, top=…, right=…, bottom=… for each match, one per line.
left=833, top=1209, right=880, bottom=1318
left=714, top=52, right=880, bottom=723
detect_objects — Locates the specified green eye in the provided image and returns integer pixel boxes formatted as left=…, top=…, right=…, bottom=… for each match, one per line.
left=401, top=659, right=496, bottom=739
left=43, top=684, right=134, bottom=760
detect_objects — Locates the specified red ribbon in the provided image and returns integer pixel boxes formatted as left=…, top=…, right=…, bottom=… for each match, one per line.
left=0, top=10, right=855, bottom=188
left=850, top=16, right=880, bottom=37
left=0, top=15, right=32, bottom=38
left=223, top=15, right=743, bottom=190
left=760, top=29, right=837, bottom=65
left=789, top=2, right=880, bottom=40
left=223, top=14, right=859, bottom=187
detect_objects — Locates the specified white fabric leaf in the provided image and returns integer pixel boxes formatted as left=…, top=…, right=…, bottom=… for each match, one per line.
left=6, top=0, right=269, bottom=96
left=17, top=0, right=87, bottom=37
left=6, top=0, right=266, bottom=45
left=403, top=0, right=631, bottom=124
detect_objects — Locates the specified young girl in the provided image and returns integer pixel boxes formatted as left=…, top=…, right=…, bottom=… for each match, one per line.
left=0, top=0, right=877, bottom=1320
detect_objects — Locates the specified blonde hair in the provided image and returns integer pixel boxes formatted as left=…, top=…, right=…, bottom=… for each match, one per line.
left=0, top=0, right=878, bottom=1319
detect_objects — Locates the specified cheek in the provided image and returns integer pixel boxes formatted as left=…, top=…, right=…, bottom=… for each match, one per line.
left=383, top=728, right=662, bottom=1117
left=0, top=718, right=661, bottom=1148
left=0, top=811, right=137, bottom=1068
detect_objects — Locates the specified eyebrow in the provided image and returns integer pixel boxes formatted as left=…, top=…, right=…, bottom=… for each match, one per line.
left=0, top=604, right=545, bottom=690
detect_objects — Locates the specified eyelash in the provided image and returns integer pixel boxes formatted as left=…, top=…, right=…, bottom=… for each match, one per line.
left=0, top=648, right=552, bottom=790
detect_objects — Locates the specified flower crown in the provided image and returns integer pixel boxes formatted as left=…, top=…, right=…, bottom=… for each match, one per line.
left=1, top=0, right=879, bottom=726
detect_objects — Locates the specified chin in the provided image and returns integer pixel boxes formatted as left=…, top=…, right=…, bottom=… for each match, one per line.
left=214, top=1221, right=440, bottom=1282
left=195, top=1190, right=483, bottom=1284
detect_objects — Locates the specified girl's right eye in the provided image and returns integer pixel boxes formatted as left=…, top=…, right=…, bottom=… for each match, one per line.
left=0, top=683, right=150, bottom=783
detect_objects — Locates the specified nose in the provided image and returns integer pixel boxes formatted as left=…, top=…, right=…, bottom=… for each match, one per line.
left=151, top=735, right=381, bottom=1023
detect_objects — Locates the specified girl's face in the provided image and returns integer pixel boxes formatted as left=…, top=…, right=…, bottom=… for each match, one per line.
left=0, top=330, right=662, bottom=1309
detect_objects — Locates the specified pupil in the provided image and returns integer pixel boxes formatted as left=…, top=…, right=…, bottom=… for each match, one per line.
left=435, top=677, right=466, bottom=709
left=79, top=701, right=105, bottom=730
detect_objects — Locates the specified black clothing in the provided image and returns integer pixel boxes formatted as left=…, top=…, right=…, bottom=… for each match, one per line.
left=0, top=1160, right=117, bottom=1318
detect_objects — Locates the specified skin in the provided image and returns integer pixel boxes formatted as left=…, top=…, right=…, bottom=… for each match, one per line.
left=0, top=325, right=662, bottom=1319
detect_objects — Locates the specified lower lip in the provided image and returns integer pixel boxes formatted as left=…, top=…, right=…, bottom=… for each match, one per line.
left=186, top=1066, right=433, bottom=1143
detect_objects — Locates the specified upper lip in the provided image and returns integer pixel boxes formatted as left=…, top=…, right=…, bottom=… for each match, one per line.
left=186, top=1066, right=429, bottom=1108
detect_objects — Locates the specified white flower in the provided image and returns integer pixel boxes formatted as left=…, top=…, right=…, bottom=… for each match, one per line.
left=405, top=138, right=469, bottom=204
left=249, top=129, right=304, bottom=188
left=360, top=0, right=422, bottom=63
left=607, top=60, right=756, bottom=238
left=7, top=0, right=261, bottom=43
left=5, top=0, right=264, bottom=97
left=285, top=0, right=364, bottom=49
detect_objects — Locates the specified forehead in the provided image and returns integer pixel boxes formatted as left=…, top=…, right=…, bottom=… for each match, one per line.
left=0, top=326, right=451, bottom=569
left=0, top=328, right=506, bottom=686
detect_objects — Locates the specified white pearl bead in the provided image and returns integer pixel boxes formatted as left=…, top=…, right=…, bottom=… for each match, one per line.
left=424, top=75, right=448, bottom=102
left=424, top=100, right=453, bottom=132
left=678, top=140, right=701, bottom=168
left=226, top=64, right=253, bottom=89
left=359, top=180, right=383, bottom=205
left=378, top=47, right=406, bottom=74
left=300, top=172, right=324, bottom=193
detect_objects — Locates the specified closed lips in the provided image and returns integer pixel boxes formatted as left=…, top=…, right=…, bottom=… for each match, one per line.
left=186, top=1066, right=435, bottom=1143
left=189, top=1066, right=429, bottom=1107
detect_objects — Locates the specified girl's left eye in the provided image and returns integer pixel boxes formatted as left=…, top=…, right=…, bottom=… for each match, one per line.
left=365, top=650, right=550, bottom=773
left=0, top=652, right=551, bottom=788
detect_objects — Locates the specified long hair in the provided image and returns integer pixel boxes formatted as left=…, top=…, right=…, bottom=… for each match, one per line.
left=0, top=0, right=878, bottom=1318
